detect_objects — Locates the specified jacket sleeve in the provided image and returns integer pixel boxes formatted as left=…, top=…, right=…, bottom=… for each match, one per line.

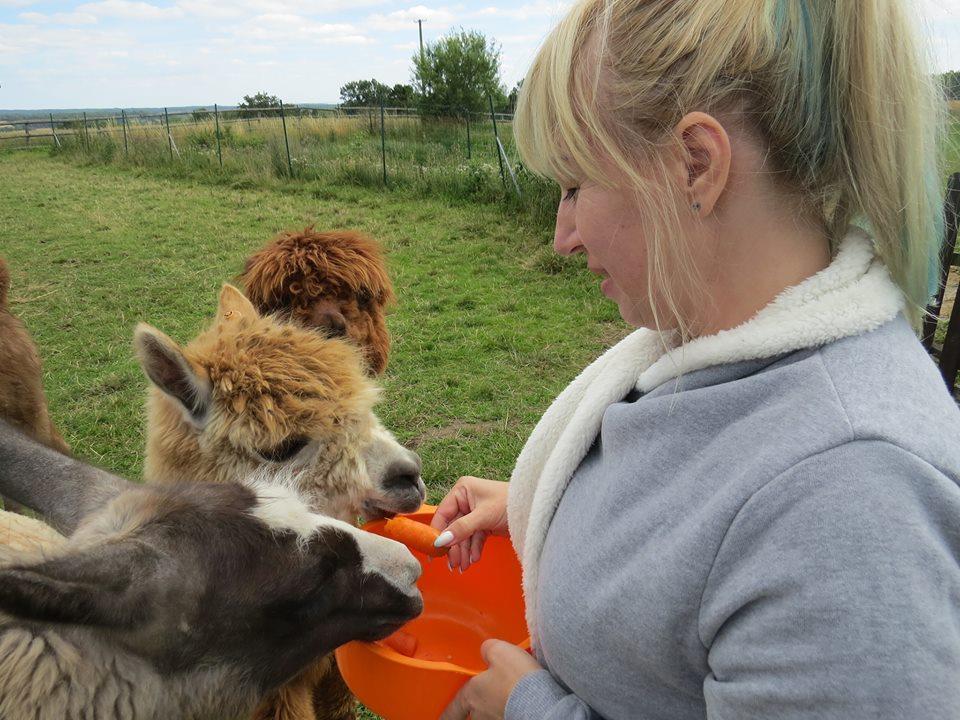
left=699, top=440, right=960, bottom=719
left=505, top=670, right=603, bottom=720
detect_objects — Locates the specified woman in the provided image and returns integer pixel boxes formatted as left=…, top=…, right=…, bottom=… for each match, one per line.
left=432, top=1, right=960, bottom=718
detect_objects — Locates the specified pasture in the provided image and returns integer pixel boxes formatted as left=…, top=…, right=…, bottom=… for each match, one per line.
left=0, top=149, right=620, bottom=491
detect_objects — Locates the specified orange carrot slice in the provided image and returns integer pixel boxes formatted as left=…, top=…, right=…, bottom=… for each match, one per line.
left=381, top=516, right=448, bottom=557
left=381, top=629, right=418, bottom=657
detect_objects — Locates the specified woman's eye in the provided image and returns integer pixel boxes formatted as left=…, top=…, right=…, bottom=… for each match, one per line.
left=563, top=187, right=579, bottom=202
left=258, top=436, right=310, bottom=463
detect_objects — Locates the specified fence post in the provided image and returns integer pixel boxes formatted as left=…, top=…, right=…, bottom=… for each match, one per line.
left=164, top=107, right=174, bottom=160
left=279, top=100, right=293, bottom=177
left=379, top=94, right=387, bottom=186
left=214, top=103, right=223, bottom=169
left=49, top=114, right=61, bottom=148
left=488, top=95, right=505, bottom=186
left=82, top=112, right=89, bottom=150
left=465, top=111, right=472, bottom=159
left=24, top=121, right=30, bottom=146
left=120, top=109, right=128, bottom=156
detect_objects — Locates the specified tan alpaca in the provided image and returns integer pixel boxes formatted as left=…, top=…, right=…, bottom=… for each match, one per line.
left=0, top=258, right=68, bottom=455
left=135, top=285, right=425, bottom=720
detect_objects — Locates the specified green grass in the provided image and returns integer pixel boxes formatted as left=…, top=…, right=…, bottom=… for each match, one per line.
left=0, top=148, right=620, bottom=491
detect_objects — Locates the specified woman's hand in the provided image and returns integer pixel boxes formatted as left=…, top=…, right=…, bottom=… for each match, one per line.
left=431, top=476, right=509, bottom=572
left=439, top=639, right=542, bottom=720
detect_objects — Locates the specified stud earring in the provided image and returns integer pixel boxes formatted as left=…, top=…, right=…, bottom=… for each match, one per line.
left=691, top=201, right=701, bottom=212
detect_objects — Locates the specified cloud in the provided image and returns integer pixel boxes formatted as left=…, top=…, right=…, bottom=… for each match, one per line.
left=77, top=0, right=184, bottom=20
left=366, top=5, right=455, bottom=32
left=18, top=11, right=99, bottom=24
left=474, top=0, right=570, bottom=21
left=0, top=0, right=36, bottom=7
left=227, top=13, right=373, bottom=43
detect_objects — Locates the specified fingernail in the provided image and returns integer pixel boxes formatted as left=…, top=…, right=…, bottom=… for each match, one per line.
left=458, top=566, right=464, bottom=574
left=434, top=530, right=454, bottom=548
left=447, top=558, right=454, bottom=572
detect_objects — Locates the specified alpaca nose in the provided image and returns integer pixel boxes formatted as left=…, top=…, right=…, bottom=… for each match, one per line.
left=318, top=312, right=348, bottom=337
left=383, top=452, right=422, bottom=491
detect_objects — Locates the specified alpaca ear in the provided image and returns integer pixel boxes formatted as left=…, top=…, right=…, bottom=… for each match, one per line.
left=0, top=543, right=155, bottom=628
left=134, top=323, right=211, bottom=425
left=217, top=284, right=259, bottom=324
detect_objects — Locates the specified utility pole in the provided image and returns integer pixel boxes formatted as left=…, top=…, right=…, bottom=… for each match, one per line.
left=417, top=19, right=424, bottom=59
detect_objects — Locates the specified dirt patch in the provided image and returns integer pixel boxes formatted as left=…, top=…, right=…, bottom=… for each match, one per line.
left=406, top=420, right=503, bottom=449
left=940, top=265, right=960, bottom=320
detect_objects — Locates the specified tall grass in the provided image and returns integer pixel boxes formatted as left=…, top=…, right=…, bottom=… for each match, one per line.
left=49, top=112, right=561, bottom=230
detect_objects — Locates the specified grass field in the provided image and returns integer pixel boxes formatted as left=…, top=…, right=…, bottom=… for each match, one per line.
left=0, top=148, right=620, bottom=489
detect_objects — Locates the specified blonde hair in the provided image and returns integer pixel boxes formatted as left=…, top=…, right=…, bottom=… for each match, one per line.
left=515, top=0, right=948, bottom=331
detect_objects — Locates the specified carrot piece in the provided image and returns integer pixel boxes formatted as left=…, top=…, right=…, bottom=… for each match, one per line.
left=381, top=516, right=448, bottom=557
left=381, top=629, right=418, bottom=657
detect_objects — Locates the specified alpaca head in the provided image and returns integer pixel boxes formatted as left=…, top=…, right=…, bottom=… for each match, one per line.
left=135, top=285, right=424, bottom=522
left=0, top=479, right=423, bottom=698
left=240, top=228, right=395, bottom=375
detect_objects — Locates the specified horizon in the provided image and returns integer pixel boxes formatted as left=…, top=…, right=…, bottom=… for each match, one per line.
left=1, top=0, right=959, bottom=111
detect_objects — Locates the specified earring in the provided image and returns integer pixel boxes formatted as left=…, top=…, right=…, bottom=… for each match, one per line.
left=691, top=201, right=701, bottom=212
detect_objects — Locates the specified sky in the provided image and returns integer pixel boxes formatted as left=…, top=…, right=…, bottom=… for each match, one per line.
left=1, top=0, right=959, bottom=110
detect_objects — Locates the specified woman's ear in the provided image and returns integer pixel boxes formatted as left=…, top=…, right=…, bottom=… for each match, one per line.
left=671, top=111, right=731, bottom=216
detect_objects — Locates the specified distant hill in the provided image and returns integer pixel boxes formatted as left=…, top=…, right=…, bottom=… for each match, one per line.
left=0, top=103, right=338, bottom=122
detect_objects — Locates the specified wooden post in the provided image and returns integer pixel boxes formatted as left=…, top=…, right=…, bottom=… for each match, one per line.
left=465, top=112, right=471, bottom=159
left=24, top=121, right=30, bottom=146
left=214, top=103, right=223, bottom=169
left=121, top=110, right=128, bottom=156
left=280, top=100, right=293, bottom=177
left=922, top=172, right=960, bottom=351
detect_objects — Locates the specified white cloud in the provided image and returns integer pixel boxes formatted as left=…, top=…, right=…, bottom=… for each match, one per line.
left=227, top=13, right=372, bottom=43
left=366, top=5, right=455, bottom=32
left=474, top=0, right=570, bottom=21
left=18, top=11, right=99, bottom=24
left=0, top=0, right=36, bottom=7
left=77, top=0, right=184, bottom=20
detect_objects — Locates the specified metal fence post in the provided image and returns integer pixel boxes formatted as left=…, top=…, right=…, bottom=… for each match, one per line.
left=24, top=121, right=30, bottom=146
left=82, top=112, right=89, bottom=150
left=49, top=114, right=61, bottom=148
left=279, top=100, right=293, bottom=177
left=121, top=109, right=128, bottom=156
left=214, top=103, right=223, bottom=169
left=379, top=94, right=387, bottom=186
left=465, top=112, right=472, bottom=159
left=488, top=95, right=505, bottom=186
left=164, top=107, right=173, bottom=160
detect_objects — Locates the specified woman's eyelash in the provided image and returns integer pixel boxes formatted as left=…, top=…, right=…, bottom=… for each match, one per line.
left=564, top=187, right=579, bottom=201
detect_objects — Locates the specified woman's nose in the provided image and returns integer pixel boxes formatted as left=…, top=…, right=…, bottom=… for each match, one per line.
left=554, top=205, right=581, bottom=256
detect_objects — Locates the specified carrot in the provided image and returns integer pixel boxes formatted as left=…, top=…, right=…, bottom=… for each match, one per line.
left=381, top=629, right=418, bottom=657
left=381, top=516, right=448, bottom=557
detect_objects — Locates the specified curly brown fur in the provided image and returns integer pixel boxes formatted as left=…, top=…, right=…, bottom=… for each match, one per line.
left=0, top=258, right=69, bottom=456
left=240, top=228, right=394, bottom=376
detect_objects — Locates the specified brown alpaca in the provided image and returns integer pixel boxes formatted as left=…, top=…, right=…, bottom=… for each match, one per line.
left=0, top=258, right=68, bottom=455
left=240, top=228, right=395, bottom=375
left=135, top=285, right=424, bottom=720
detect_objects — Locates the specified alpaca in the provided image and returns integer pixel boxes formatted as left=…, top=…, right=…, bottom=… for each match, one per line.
left=135, top=285, right=424, bottom=720
left=0, top=419, right=423, bottom=720
left=0, top=258, right=68, bottom=454
left=240, top=228, right=395, bottom=375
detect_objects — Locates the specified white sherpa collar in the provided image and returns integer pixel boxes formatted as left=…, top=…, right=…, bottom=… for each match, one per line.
left=507, top=226, right=905, bottom=645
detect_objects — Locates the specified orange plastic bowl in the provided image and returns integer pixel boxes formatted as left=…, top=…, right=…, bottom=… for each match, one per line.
left=335, top=505, right=529, bottom=720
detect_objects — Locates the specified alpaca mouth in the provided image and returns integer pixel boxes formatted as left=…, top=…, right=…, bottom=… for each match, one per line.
left=360, top=500, right=399, bottom=522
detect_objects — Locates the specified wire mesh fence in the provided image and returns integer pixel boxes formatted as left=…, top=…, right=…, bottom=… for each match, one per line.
left=0, top=100, right=548, bottom=213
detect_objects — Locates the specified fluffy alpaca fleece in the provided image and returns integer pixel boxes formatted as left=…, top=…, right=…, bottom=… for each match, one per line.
left=138, top=285, right=381, bottom=521
left=0, top=258, right=69, bottom=455
left=240, top=228, right=395, bottom=375
left=136, top=286, right=421, bottom=720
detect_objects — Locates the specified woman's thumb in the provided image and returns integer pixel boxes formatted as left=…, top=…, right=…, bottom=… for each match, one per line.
left=433, top=513, right=486, bottom=549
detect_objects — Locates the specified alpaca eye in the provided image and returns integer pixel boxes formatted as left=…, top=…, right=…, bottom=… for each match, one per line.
left=258, top=436, right=310, bottom=463
left=357, top=290, right=373, bottom=309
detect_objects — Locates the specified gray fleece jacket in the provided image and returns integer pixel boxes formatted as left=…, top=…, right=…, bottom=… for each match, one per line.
left=504, top=230, right=960, bottom=719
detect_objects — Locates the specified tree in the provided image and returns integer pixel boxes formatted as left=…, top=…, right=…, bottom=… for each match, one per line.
left=339, top=79, right=389, bottom=108
left=387, top=83, right=416, bottom=108
left=191, top=108, right=211, bottom=122
left=237, top=91, right=282, bottom=117
left=412, top=29, right=505, bottom=116
left=939, top=71, right=960, bottom=101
